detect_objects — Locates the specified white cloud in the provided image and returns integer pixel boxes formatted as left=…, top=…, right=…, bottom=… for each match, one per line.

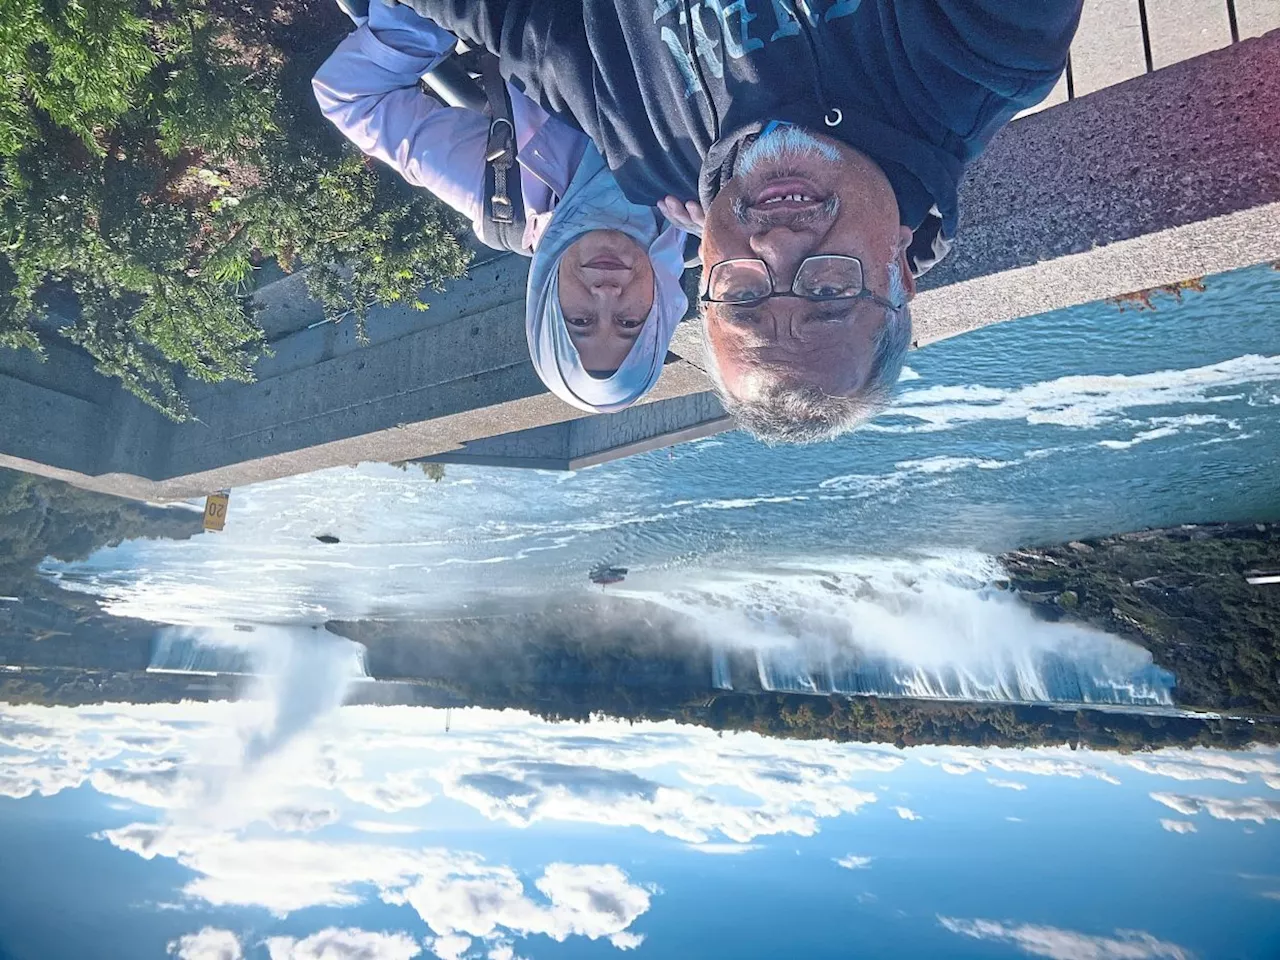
left=435, top=755, right=876, bottom=845
left=343, top=773, right=433, bottom=813
left=920, top=751, right=1120, bottom=786
left=834, top=855, right=872, bottom=870
left=686, top=843, right=760, bottom=855
left=0, top=762, right=87, bottom=800
left=989, top=779, right=1028, bottom=791
left=425, top=934, right=470, bottom=960
left=265, top=928, right=421, bottom=960
left=90, top=768, right=199, bottom=809
left=99, top=824, right=651, bottom=951
left=938, top=917, right=1192, bottom=960
left=268, top=806, right=339, bottom=833
left=1123, top=750, right=1280, bottom=783
left=168, top=927, right=243, bottom=960
left=893, top=806, right=921, bottom=821
left=1121, top=759, right=1246, bottom=784
left=608, top=932, right=645, bottom=950
left=353, top=821, right=423, bottom=835
left=1151, top=793, right=1280, bottom=825
left=1006, top=817, right=1024, bottom=823
left=1159, top=820, right=1196, bottom=835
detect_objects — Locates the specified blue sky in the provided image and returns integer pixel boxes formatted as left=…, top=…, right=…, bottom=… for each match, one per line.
left=2, top=702, right=1278, bottom=960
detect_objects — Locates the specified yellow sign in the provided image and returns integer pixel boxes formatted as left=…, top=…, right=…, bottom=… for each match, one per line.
left=203, top=491, right=230, bottom=532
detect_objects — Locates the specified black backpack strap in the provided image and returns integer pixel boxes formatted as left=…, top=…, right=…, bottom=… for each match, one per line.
left=475, top=54, right=528, bottom=254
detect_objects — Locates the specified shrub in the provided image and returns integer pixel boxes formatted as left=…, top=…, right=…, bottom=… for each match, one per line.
left=0, top=0, right=470, bottom=418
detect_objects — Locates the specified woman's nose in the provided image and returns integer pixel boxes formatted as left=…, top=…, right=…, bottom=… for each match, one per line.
left=590, top=277, right=623, bottom=296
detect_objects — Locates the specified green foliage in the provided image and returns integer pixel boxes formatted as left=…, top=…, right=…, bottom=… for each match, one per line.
left=228, top=148, right=471, bottom=340
left=0, top=0, right=157, bottom=157
left=1004, top=523, right=1280, bottom=714
left=0, top=0, right=470, bottom=417
left=153, top=10, right=277, bottom=158
left=1, top=131, right=264, bottom=417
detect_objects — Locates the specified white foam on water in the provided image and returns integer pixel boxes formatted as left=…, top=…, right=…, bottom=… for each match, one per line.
left=1098, top=427, right=1181, bottom=451
left=870, top=354, right=1280, bottom=434
left=893, top=456, right=1018, bottom=475
left=692, top=495, right=811, bottom=511
left=1097, top=414, right=1242, bottom=450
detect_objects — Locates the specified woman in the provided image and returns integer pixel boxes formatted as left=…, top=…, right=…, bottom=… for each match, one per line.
left=313, top=0, right=688, bottom=413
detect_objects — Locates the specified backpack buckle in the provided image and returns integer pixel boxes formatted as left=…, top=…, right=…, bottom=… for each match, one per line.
left=486, top=117, right=515, bottom=165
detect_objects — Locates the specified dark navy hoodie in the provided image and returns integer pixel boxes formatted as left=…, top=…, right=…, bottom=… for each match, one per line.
left=407, top=0, right=1081, bottom=238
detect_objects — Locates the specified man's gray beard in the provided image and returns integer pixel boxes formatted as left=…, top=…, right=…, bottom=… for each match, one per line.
left=734, top=124, right=842, bottom=178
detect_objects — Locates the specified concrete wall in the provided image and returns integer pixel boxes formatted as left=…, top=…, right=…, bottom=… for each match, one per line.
left=2, top=29, right=1278, bottom=501
left=423, top=391, right=730, bottom=470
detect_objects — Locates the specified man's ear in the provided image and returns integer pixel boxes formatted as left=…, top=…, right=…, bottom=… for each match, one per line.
left=897, top=225, right=918, bottom=301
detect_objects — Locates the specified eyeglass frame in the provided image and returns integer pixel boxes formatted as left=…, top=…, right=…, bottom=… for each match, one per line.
left=699, top=255, right=901, bottom=312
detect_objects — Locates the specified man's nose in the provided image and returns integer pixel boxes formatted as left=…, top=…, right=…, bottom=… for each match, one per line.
left=748, top=226, right=810, bottom=288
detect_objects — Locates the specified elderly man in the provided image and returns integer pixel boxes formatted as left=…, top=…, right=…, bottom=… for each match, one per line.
left=397, top=0, right=1082, bottom=441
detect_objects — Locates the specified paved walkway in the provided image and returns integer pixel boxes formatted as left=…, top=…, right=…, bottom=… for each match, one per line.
left=1019, top=0, right=1279, bottom=117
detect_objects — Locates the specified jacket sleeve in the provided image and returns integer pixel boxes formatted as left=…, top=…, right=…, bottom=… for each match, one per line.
left=928, top=0, right=1083, bottom=106
left=311, top=2, right=488, bottom=224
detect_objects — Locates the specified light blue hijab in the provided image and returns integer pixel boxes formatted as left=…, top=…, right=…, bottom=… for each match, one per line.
left=526, top=145, right=688, bottom=414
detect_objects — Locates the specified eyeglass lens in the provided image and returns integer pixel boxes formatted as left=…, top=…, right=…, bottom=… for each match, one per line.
left=708, top=257, right=864, bottom=303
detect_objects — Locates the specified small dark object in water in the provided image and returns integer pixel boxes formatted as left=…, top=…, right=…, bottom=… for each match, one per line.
left=233, top=624, right=255, bottom=633
left=590, top=565, right=628, bottom=586
left=315, top=534, right=341, bottom=544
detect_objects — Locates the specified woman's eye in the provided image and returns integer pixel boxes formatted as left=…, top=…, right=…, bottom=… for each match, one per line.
left=617, top=318, right=644, bottom=329
left=566, top=317, right=592, bottom=328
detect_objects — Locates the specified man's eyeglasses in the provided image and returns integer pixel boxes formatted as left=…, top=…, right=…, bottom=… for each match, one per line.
left=701, top=255, right=900, bottom=311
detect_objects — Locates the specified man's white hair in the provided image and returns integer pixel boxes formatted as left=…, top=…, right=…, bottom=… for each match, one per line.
left=735, top=124, right=842, bottom=176
left=703, top=258, right=912, bottom=445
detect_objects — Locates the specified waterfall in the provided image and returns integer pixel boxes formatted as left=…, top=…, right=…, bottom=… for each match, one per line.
left=711, top=647, right=734, bottom=690
left=620, top=552, right=1176, bottom=708
left=149, top=631, right=256, bottom=675
left=753, top=639, right=1173, bottom=705
left=148, top=625, right=369, bottom=680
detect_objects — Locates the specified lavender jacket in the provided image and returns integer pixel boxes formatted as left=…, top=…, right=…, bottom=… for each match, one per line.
left=312, top=2, right=588, bottom=253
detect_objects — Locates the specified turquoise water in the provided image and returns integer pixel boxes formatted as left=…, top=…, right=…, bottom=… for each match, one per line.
left=47, top=262, right=1280, bottom=623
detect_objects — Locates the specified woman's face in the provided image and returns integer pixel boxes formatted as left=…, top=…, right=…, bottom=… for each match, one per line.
left=557, top=229, right=655, bottom=375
